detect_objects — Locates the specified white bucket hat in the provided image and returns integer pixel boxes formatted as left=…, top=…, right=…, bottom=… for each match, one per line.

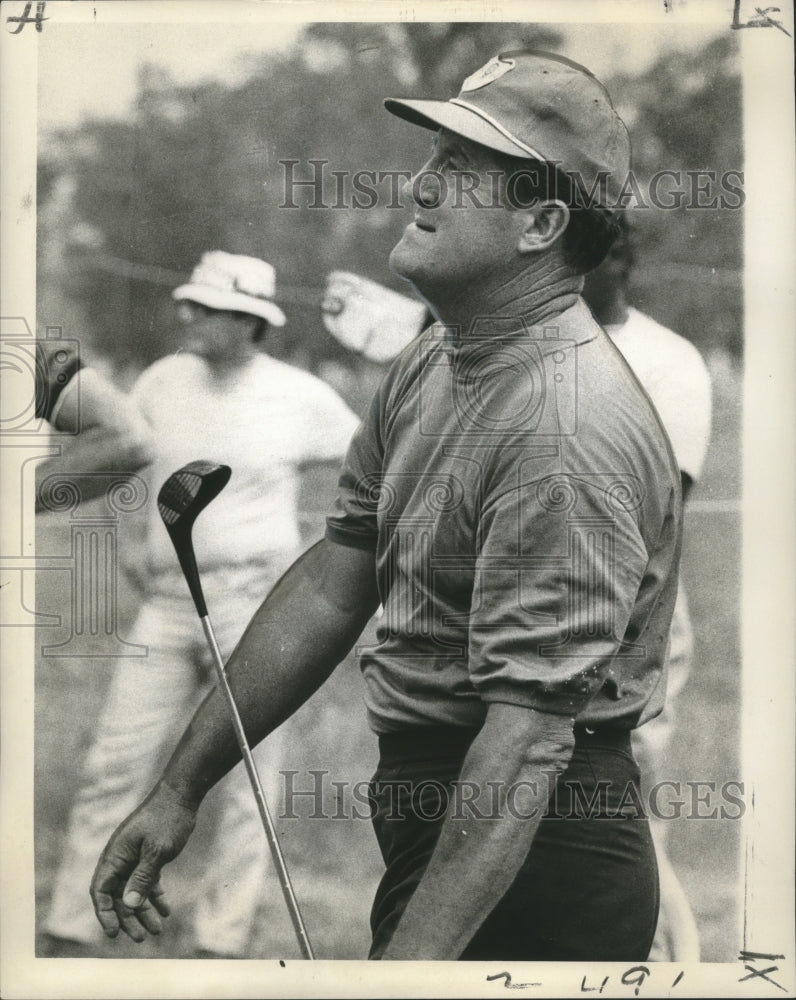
left=172, top=251, right=286, bottom=327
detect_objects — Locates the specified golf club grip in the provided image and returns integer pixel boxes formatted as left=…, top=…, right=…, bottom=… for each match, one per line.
left=200, top=615, right=315, bottom=961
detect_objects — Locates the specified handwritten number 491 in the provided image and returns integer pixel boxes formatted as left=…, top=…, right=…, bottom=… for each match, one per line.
left=486, top=967, right=684, bottom=993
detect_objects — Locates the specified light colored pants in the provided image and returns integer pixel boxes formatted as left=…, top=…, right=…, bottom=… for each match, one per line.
left=632, top=584, right=694, bottom=801
left=44, top=564, right=286, bottom=956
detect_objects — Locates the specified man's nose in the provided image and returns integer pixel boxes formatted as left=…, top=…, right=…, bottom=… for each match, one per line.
left=401, top=167, right=445, bottom=209
left=175, top=304, right=195, bottom=325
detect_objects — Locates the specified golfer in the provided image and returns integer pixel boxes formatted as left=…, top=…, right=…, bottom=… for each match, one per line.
left=91, top=52, right=682, bottom=961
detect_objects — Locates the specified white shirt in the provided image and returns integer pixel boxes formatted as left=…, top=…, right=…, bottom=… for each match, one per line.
left=605, top=307, right=712, bottom=481
left=605, top=307, right=713, bottom=685
left=132, top=352, right=360, bottom=575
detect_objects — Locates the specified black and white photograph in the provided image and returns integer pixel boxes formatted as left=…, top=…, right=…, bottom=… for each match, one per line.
left=0, top=1, right=793, bottom=997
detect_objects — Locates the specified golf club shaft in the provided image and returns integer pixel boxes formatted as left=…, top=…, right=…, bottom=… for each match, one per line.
left=200, top=615, right=315, bottom=961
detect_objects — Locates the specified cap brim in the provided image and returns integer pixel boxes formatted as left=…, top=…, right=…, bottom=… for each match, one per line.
left=172, top=284, right=286, bottom=327
left=384, top=97, right=538, bottom=160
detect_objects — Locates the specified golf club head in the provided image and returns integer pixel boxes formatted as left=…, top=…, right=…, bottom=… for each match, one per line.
left=158, top=461, right=231, bottom=529
left=157, top=461, right=231, bottom=616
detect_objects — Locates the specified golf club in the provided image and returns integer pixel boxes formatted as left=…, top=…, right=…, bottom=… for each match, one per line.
left=157, top=460, right=315, bottom=960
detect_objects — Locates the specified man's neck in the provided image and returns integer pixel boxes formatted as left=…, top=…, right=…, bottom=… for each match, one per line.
left=205, top=349, right=258, bottom=381
left=593, top=292, right=629, bottom=329
left=428, top=258, right=584, bottom=337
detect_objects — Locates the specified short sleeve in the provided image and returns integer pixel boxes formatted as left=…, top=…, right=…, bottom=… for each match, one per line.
left=614, top=312, right=713, bottom=484
left=468, top=472, right=649, bottom=717
left=324, top=380, right=387, bottom=552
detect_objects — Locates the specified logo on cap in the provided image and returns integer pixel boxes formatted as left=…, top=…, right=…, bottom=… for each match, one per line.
left=460, top=56, right=515, bottom=93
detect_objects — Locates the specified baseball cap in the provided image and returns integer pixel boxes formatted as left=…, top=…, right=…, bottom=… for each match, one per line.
left=384, top=51, right=630, bottom=209
left=172, top=251, right=286, bottom=326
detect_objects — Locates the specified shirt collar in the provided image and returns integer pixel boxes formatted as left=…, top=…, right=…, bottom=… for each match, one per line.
left=437, top=297, right=601, bottom=375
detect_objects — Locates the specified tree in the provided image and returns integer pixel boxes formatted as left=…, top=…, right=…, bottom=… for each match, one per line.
left=37, top=25, right=742, bottom=370
left=604, top=35, right=743, bottom=354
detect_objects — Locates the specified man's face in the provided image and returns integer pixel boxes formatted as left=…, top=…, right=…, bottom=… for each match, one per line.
left=389, top=129, right=528, bottom=300
left=175, top=300, right=250, bottom=362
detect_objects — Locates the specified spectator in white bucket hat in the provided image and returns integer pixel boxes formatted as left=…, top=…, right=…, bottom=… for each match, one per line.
left=172, top=251, right=287, bottom=327
left=43, top=252, right=359, bottom=958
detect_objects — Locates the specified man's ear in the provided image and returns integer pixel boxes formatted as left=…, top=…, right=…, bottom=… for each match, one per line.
left=517, top=200, right=570, bottom=254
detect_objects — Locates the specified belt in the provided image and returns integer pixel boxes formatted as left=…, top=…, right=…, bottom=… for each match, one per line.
left=573, top=724, right=632, bottom=752
left=377, top=726, right=479, bottom=766
left=377, top=723, right=631, bottom=767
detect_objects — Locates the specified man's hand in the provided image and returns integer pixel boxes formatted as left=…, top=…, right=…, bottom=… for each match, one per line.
left=90, top=783, right=197, bottom=942
left=89, top=538, right=378, bottom=939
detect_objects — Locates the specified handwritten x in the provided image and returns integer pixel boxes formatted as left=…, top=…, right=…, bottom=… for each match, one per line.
left=738, top=952, right=788, bottom=992
left=751, top=7, right=792, bottom=35
left=738, top=966, right=787, bottom=990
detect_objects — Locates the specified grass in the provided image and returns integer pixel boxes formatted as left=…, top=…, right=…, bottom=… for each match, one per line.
left=33, top=354, right=742, bottom=961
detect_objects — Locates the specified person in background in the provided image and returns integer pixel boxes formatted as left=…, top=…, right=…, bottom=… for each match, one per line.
left=582, top=217, right=712, bottom=961
left=34, top=340, right=154, bottom=510
left=318, top=270, right=430, bottom=416
left=42, top=251, right=360, bottom=958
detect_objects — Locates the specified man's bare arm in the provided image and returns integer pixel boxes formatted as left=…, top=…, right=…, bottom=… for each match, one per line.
left=36, top=366, right=155, bottom=509
left=35, top=426, right=154, bottom=510
left=161, top=538, right=378, bottom=805
left=90, top=538, right=379, bottom=940
left=381, top=702, right=576, bottom=960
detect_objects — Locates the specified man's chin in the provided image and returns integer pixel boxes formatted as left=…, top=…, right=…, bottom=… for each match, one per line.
left=388, top=242, right=424, bottom=289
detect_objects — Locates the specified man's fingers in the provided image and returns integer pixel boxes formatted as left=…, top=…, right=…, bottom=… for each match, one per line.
left=92, top=889, right=121, bottom=938
left=114, top=885, right=169, bottom=940
left=149, top=881, right=171, bottom=918
left=136, top=899, right=164, bottom=936
left=115, top=859, right=170, bottom=939
left=122, top=851, right=163, bottom=909
left=130, top=880, right=169, bottom=935
left=90, top=865, right=152, bottom=943
left=116, top=904, right=149, bottom=943
left=91, top=857, right=128, bottom=938
left=90, top=788, right=196, bottom=941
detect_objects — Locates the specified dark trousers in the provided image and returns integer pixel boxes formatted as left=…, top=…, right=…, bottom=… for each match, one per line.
left=367, top=725, right=659, bottom=961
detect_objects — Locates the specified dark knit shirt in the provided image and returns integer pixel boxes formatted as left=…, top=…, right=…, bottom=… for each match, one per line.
left=326, top=299, right=682, bottom=734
